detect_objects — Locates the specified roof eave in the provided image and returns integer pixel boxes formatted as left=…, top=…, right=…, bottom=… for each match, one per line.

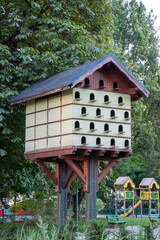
left=10, top=85, right=71, bottom=105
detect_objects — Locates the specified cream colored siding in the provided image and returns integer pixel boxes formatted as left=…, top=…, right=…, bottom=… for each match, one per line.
left=62, top=105, right=72, bottom=119
left=48, top=137, right=60, bottom=148
left=49, top=96, right=60, bottom=108
left=36, top=125, right=47, bottom=139
left=36, top=111, right=47, bottom=124
left=48, top=122, right=60, bottom=136
left=35, top=139, right=47, bottom=150
left=72, top=120, right=131, bottom=138
left=73, top=104, right=131, bottom=124
left=73, top=135, right=131, bottom=149
left=36, top=99, right=47, bottom=111
left=26, top=114, right=35, bottom=127
left=62, top=90, right=72, bottom=105
left=25, top=141, right=34, bottom=152
left=61, top=135, right=72, bottom=147
left=48, top=108, right=60, bottom=122
left=25, top=127, right=34, bottom=141
left=62, top=120, right=72, bottom=134
left=25, top=87, right=132, bottom=152
left=73, top=88, right=131, bottom=109
left=26, top=100, right=35, bottom=114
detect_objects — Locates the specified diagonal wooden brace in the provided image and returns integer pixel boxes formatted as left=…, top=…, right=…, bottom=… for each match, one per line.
left=68, top=172, right=77, bottom=189
left=63, top=169, right=73, bottom=189
left=98, top=160, right=121, bottom=184
left=36, top=160, right=58, bottom=185
left=64, top=158, right=86, bottom=184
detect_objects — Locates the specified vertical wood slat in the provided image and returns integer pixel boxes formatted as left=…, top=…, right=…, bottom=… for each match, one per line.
left=56, top=162, right=60, bottom=193
left=83, top=159, right=89, bottom=192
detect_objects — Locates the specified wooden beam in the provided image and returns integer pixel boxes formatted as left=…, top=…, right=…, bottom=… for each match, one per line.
left=25, top=148, right=75, bottom=160
left=36, top=160, right=58, bottom=185
left=56, top=162, right=60, bottom=193
left=64, top=158, right=86, bottom=184
left=63, top=169, right=73, bottom=189
left=68, top=172, right=77, bottom=188
left=98, top=160, right=120, bottom=184
left=119, top=151, right=132, bottom=158
left=129, top=87, right=138, bottom=95
left=76, top=149, right=92, bottom=156
left=10, top=86, right=70, bottom=105
left=91, top=150, right=105, bottom=157
left=83, top=159, right=89, bottom=192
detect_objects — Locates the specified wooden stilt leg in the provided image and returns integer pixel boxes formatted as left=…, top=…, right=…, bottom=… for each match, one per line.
left=57, top=160, right=69, bottom=225
left=85, top=156, right=98, bottom=220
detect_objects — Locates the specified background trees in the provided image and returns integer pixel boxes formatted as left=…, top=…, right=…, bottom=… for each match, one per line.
left=0, top=0, right=112, bottom=197
left=111, top=0, right=160, bottom=188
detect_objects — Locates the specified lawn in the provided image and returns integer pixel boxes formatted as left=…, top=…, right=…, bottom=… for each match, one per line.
left=78, top=216, right=152, bottom=231
left=0, top=217, right=158, bottom=240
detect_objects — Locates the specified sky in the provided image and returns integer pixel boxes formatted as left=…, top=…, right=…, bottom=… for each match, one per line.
left=137, top=0, right=160, bottom=36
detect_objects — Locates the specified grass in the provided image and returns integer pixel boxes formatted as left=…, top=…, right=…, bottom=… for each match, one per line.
left=0, top=216, right=159, bottom=240
left=124, top=217, right=150, bottom=226
left=78, top=217, right=151, bottom=230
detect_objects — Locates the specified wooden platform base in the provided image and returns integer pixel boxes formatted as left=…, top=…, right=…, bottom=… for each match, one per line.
left=28, top=146, right=132, bottom=224
left=25, top=146, right=132, bottom=161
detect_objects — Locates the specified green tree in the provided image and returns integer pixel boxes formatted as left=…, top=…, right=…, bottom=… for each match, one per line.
left=0, top=0, right=113, bottom=197
left=111, top=0, right=160, bottom=184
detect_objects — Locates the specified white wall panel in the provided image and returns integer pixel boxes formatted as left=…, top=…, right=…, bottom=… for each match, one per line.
left=36, top=111, right=47, bottom=124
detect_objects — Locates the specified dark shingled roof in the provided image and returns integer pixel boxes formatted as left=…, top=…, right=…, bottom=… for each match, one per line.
left=10, top=53, right=149, bottom=104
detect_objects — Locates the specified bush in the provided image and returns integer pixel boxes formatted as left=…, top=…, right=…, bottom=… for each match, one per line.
left=85, top=220, right=107, bottom=240
left=10, top=198, right=57, bottom=223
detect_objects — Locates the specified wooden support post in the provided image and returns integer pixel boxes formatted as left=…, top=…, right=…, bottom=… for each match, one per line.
left=124, top=188, right=126, bottom=217
left=115, top=187, right=117, bottom=215
left=132, top=197, right=134, bottom=217
left=141, top=200, right=143, bottom=218
left=36, top=155, right=118, bottom=224
left=85, top=156, right=98, bottom=220
left=149, top=189, right=151, bottom=214
left=36, top=159, right=69, bottom=225
left=83, top=159, right=89, bottom=192
left=57, top=160, right=69, bottom=225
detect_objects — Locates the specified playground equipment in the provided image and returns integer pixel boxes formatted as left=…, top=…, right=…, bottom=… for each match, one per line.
left=139, top=178, right=159, bottom=216
left=114, top=176, right=135, bottom=217
left=114, top=177, right=160, bottom=217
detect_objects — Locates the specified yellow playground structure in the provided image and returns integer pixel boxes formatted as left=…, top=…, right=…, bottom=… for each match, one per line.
left=114, top=177, right=159, bottom=217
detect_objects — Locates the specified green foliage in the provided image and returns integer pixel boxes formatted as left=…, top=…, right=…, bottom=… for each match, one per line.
left=0, top=0, right=113, bottom=197
left=111, top=0, right=160, bottom=184
left=85, top=220, right=107, bottom=240
left=1, top=218, right=160, bottom=240
left=96, top=198, right=104, bottom=214
left=10, top=198, right=57, bottom=223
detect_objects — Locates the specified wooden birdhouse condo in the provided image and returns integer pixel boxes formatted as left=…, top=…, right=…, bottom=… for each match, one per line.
left=10, top=53, right=149, bottom=224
